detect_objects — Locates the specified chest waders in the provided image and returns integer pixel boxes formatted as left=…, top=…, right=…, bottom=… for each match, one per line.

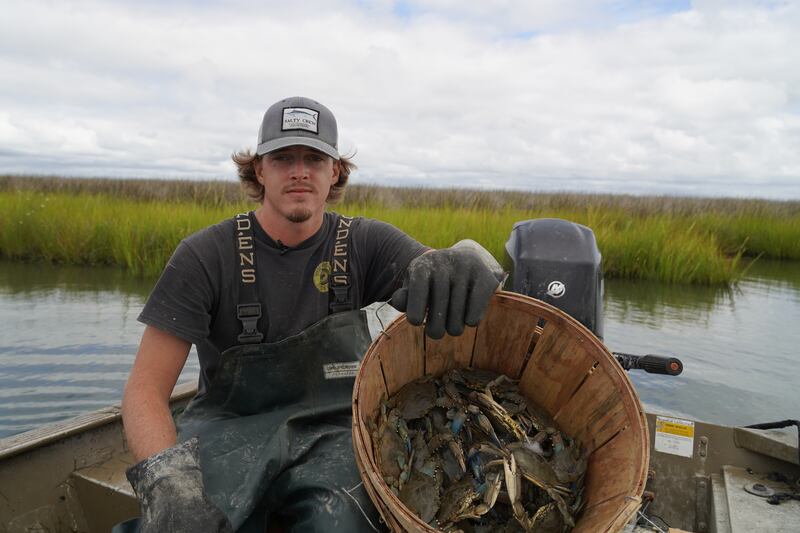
left=123, top=214, right=383, bottom=533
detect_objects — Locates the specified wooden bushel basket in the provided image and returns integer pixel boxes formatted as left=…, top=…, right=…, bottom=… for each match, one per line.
left=352, top=291, right=649, bottom=532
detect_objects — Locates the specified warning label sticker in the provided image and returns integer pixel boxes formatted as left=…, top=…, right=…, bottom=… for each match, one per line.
left=654, top=415, right=695, bottom=458
left=323, top=362, right=359, bottom=380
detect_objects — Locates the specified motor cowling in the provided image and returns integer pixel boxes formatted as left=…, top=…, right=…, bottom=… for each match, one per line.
left=504, top=218, right=604, bottom=339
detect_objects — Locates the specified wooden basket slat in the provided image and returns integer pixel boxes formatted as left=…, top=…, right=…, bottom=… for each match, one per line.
left=518, top=325, right=597, bottom=415
left=354, top=350, right=389, bottom=466
left=369, top=462, right=434, bottom=533
left=352, top=399, right=381, bottom=484
left=607, top=497, right=642, bottom=533
left=354, top=405, right=436, bottom=532
left=582, top=426, right=642, bottom=509
left=424, top=326, right=477, bottom=377
left=472, top=298, right=542, bottom=379
left=379, top=324, right=424, bottom=397
left=554, top=369, right=628, bottom=454
left=365, top=451, right=429, bottom=532
left=571, top=495, right=641, bottom=533
left=354, top=441, right=406, bottom=532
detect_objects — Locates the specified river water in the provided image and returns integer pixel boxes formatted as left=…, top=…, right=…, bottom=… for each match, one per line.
left=0, top=259, right=798, bottom=439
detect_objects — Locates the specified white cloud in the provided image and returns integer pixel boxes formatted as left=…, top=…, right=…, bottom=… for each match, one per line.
left=0, top=0, right=798, bottom=198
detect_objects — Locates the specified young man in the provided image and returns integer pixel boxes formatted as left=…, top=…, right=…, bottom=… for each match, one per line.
left=120, top=97, right=502, bottom=532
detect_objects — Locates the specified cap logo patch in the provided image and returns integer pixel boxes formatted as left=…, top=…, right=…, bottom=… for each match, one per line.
left=282, top=107, right=319, bottom=133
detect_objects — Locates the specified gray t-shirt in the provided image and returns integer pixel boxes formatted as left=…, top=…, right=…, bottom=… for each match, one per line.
left=138, top=211, right=427, bottom=393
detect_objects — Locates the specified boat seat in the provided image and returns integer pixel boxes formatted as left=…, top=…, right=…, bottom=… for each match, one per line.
left=733, top=425, right=799, bottom=465
left=70, top=451, right=288, bottom=533
left=70, top=451, right=138, bottom=532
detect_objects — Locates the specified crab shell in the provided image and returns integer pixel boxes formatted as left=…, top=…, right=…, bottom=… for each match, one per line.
left=399, top=469, right=442, bottom=523
left=392, top=376, right=439, bottom=420
left=436, top=475, right=481, bottom=527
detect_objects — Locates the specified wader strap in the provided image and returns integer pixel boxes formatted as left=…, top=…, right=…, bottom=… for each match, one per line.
left=235, top=213, right=264, bottom=344
left=329, top=215, right=354, bottom=314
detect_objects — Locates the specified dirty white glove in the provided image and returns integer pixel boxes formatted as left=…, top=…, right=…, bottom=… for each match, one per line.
left=126, top=437, right=233, bottom=533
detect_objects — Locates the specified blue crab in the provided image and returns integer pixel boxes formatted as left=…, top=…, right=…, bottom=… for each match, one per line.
left=399, top=463, right=442, bottom=523
left=436, top=475, right=482, bottom=527
left=469, top=391, right=528, bottom=443
left=391, top=376, right=439, bottom=420
left=550, top=432, right=587, bottom=484
left=373, top=406, right=409, bottom=491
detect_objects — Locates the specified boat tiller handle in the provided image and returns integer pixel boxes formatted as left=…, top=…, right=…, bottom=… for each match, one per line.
left=613, top=352, right=684, bottom=376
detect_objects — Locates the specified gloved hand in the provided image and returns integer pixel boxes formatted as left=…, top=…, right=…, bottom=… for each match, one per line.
left=126, top=437, right=233, bottom=533
left=391, top=240, right=504, bottom=339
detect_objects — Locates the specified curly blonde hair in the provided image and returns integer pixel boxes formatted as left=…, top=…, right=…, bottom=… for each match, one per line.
left=232, top=149, right=355, bottom=204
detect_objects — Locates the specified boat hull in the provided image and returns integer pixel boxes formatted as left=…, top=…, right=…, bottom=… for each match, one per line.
left=1, top=384, right=797, bottom=532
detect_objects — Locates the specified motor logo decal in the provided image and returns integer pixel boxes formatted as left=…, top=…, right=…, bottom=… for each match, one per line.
left=282, top=107, right=319, bottom=133
left=546, top=280, right=566, bottom=298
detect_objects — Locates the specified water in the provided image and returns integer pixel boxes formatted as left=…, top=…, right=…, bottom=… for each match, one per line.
left=0, top=262, right=200, bottom=438
left=604, top=259, right=800, bottom=426
left=0, top=259, right=798, bottom=439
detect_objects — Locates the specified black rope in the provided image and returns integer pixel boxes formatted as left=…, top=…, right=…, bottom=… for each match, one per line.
left=744, top=419, right=800, bottom=466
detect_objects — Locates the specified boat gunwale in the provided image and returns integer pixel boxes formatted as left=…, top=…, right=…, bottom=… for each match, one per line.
left=0, top=381, right=197, bottom=461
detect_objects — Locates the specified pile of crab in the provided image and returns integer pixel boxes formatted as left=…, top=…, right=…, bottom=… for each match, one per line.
left=371, top=367, right=587, bottom=532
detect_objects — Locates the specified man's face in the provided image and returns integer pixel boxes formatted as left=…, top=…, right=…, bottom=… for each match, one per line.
left=255, top=146, right=340, bottom=223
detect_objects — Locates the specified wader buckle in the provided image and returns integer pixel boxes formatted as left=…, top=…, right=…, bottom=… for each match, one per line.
left=329, top=284, right=351, bottom=314
left=237, top=303, right=264, bottom=343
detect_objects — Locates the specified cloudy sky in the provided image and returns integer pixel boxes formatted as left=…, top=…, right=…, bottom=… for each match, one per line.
left=1, top=0, right=798, bottom=198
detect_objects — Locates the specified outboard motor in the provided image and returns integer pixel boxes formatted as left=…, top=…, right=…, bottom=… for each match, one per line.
left=505, top=218, right=604, bottom=339
left=505, top=218, right=683, bottom=376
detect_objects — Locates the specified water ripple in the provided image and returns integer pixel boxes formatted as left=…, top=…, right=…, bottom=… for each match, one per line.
left=0, top=343, right=138, bottom=356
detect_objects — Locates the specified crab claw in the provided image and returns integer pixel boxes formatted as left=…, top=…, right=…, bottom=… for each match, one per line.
left=482, top=471, right=503, bottom=510
left=448, top=408, right=468, bottom=435
left=467, top=448, right=483, bottom=482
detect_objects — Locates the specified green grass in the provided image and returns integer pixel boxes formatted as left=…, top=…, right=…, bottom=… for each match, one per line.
left=695, top=213, right=800, bottom=260
left=0, top=191, right=230, bottom=277
left=1, top=176, right=799, bottom=284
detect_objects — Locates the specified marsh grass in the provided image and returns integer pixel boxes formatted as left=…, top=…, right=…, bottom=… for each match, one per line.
left=1, top=176, right=798, bottom=283
left=1, top=192, right=230, bottom=277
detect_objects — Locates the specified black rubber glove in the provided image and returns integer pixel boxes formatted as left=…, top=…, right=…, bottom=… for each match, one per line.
left=391, top=240, right=504, bottom=339
left=126, top=437, right=233, bottom=533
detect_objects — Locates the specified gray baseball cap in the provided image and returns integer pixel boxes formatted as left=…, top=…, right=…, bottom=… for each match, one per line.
left=256, top=96, right=339, bottom=160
